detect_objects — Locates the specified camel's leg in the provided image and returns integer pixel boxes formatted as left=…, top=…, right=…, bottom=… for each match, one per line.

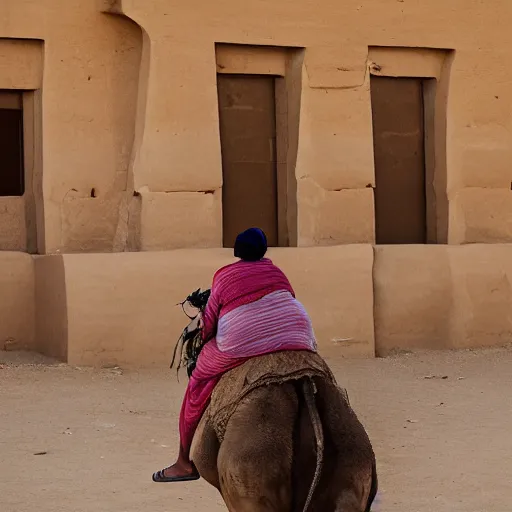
left=217, top=383, right=298, bottom=512
left=334, top=488, right=372, bottom=512
left=311, top=378, right=377, bottom=512
left=191, top=414, right=221, bottom=490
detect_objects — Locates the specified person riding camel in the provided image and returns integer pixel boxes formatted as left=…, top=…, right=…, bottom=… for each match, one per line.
left=152, top=227, right=318, bottom=483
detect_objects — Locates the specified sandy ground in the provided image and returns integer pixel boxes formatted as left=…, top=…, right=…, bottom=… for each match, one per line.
left=1, top=347, right=512, bottom=512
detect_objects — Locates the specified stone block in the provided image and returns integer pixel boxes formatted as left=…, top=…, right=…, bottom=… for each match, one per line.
left=58, top=245, right=374, bottom=367
left=139, top=191, right=222, bottom=250
left=34, top=255, right=67, bottom=360
left=304, top=46, right=367, bottom=89
left=450, top=188, right=512, bottom=243
left=0, top=252, right=35, bottom=351
left=61, top=250, right=235, bottom=367
left=298, top=180, right=374, bottom=245
left=61, top=194, right=123, bottom=252
left=296, top=86, right=375, bottom=190
left=374, top=244, right=512, bottom=354
left=0, top=197, right=26, bottom=251
left=373, top=245, right=452, bottom=355
left=460, top=146, right=512, bottom=189
left=449, top=244, right=512, bottom=349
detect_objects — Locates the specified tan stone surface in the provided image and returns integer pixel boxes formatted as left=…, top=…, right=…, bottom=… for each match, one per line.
left=2, top=347, right=512, bottom=512
left=1, top=1, right=512, bottom=248
left=449, top=244, right=512, bottom=349
left=374, top=245, right=453, bottom=356
left=61, top=250, right=233, bottom=367
left=304, top=45, right=367, bottom=89
left=129, top=41, right=223, bottom=194
left=0, top=198, right=27, bottom=251
left=59, top=247, right=374, bottom=367
left=3, top=243, right=512, bottom=365
left=139, top=191, right=222, bottom=251
left=98, top=0, right=512, bottom=247
left=460, top=146, right=512, bottom=189
left=61, top=194, right=124, bottom=253
left=298, top=181, right=375, bottom=245
left=5, top=2, right=512, bottom=371
left=271, top=246, right=375, bottom=358
left=1, top=1, right=142, bottom=253
left=0, top=252, right=34, bottom=351
left=450, top=188, right=512, bottom=244
left=374, top=244, right=512, bottom=355
left=0, top=38, right=43, bottom=89
left=369, top=46, right=446, bottom=79
left=1, top=245, right=511, bottom=366
left=34, top=255, right=68, bottom=360
left=216, top=44, right=287, bottom=76
left=447, top=49, right=512, bottom=196
left=296, top=85, right=375, bottom=192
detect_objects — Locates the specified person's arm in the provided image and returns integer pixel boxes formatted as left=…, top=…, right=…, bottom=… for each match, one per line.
left=201, top=276, right=222, bottom=341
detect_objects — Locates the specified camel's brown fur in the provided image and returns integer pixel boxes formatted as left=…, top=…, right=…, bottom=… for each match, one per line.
left=191, top=352, right=377, bottom=512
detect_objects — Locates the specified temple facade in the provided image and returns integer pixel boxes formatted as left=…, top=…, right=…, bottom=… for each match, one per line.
left=1, top=0, right=512, bottom=366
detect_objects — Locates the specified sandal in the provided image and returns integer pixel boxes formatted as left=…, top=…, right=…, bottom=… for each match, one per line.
left=152, top=468, right=200, bottom=483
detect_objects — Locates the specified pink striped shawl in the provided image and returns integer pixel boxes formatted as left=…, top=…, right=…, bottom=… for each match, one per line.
left=202, top=258, right=295, bottom=342
left=216, top=290, right=317, bottom=356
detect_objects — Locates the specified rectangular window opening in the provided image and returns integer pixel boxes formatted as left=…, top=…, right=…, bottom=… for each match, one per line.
left=371, top=76, right=434, bottom=244
left=217, top=74, right=280, bottom=248
left=0, top=90, right=24, bottom=197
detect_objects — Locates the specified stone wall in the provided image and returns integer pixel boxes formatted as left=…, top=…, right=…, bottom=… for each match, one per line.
left=374, top=245, right=512, bottom=355
left=52, top=246, right=375, bottom=366
left=0, top=252, right=35, bottom=351
left=2, top=246, right=512, bottom=367
left=0, top=2, right=142, bottom=253
left=0, top=1, right=511, bottom=251
left=2, top=1, right=512, bottom=365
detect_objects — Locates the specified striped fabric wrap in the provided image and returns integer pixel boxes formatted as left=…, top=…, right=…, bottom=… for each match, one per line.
left=202, top=258, right=295, bottom=341
left=216, top=290, right=317, bottom=356
left=202, top=257, right=317, bottom=357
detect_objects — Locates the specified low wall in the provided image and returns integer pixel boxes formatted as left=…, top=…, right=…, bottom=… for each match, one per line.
left=3, top=244, right=512, bottom=366
left=0, top=252, right=35, bottom=351
left=374, top=244, right=512, bottom=355
left=34, top=255, right=68, bottom=360
left=60, top=246, right=375, bottom=367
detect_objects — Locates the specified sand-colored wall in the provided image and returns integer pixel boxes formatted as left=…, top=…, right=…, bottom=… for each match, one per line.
left=0, top=40, right=44, bottom=253
left=99, top=0, right=512, bottom=249
left=60, top=246, right=375, bottom=367
left=0, top=252, right=35, bottom=351
left=3, top=246, right=512, bottom=366
left=0, top=198, right=27, bottom=251
left=0, top=1, right=142, bottom=254
left=374, top=244, right=512, bottom=355
left=34, top=255, right=68, bottom=360
left=0, top=1, right=511, bottom=251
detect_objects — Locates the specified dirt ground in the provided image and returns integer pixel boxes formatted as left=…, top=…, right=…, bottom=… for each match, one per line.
left=1, top=347, right=512, bottom=512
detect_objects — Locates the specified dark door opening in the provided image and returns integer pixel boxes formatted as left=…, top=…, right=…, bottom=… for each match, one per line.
left=370, top=76, right=427, bottom=244
left=0, top=91, right=24, bottom=197
left=217, top=74, right=278, bottom=248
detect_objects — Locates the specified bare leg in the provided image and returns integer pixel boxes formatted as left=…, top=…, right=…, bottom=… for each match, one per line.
left=164, top=444, right=198, bottom=477
left=152, top=444, right=199, bottom=481
left=191, top=414, right=221, bottom=490
left=153, top=340, right=240, bottom=483
left=152, top=443, right=200, bottom=482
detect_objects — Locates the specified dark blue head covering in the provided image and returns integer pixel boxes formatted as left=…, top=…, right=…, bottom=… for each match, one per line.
left=234, top=228, right=268, bottom=261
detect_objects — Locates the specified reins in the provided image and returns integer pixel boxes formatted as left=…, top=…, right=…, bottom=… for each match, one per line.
left=170, top=288, right=211, bottom=379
